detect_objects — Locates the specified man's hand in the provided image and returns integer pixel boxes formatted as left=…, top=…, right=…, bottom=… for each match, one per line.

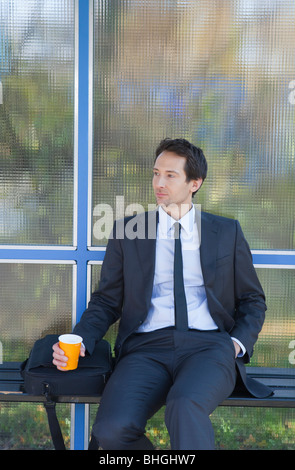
left=52, top=342, right=86, bottom=371
left=232, top=340, right=241, bottom=358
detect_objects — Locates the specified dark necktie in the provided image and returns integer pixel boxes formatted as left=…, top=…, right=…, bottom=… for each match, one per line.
left=173, top=222, right=188, bottom=331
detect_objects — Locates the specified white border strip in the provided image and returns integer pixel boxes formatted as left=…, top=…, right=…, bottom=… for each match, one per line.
left=87, top=0, right=94, bottom=248
left=0, top=259, right=76, bottom=264
left=252, top=250, right=295, bottom=255
left=73, top=0, right=79, bottom=248
left=0, top=245, right=76, bottom=251
left=71, top=1, right=80, bottom=451
left=254, top=264, right=295, bottom=269
left=87, top=246, right=106, bottom=251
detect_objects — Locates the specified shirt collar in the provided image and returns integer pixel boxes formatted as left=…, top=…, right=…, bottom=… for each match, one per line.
left=158, top=205, right=196, bottom=238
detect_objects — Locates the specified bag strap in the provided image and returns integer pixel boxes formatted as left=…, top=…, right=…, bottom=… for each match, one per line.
left=44, top=400, right=66, bottom=450
left=42, top=382, right=99, bottom=450
left=43, top=383, right=66, bottom=450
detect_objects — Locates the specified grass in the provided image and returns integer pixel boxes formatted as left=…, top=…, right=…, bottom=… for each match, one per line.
left=0, top=403, right=71, bottom=450
left=212, top=407, right=295, bottom=450
left=145, top=406, right=295, bottom=450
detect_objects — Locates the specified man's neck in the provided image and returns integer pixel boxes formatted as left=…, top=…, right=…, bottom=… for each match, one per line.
left=161, top=202, right=193, bottom=221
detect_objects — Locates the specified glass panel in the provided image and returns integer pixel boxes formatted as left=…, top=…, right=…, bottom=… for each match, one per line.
left=0, top=403, right=71, bottom=450
left=211, top=407, right=295, bottom=450
left=0, top=0, right=75, bottom=245
left=92, top=0, right=295, bottom=249
left=90, top=263, right=119, bottom=349
left=250, top=267, right=295, bottom=368
left=0, top=263, right=73, bottom=361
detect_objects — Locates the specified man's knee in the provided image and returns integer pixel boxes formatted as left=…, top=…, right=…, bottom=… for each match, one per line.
left=92, top=415, right=123, bottom=450
left=92, top=413, right=144, bottom=450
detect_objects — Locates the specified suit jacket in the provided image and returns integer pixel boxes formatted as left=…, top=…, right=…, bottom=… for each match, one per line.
left=74, top=209, right=272, bottom=398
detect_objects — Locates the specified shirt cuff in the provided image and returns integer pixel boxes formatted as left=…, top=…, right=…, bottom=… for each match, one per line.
left=231, top=337, right=246, bottom=357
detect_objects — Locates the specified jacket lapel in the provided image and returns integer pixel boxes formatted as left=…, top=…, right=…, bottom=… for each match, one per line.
left=200, top=212, right=219, bottom=288
left=134, top=210, right=158, bottom=301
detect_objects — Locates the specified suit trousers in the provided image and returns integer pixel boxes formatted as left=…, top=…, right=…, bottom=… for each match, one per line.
left=92, top=328, right=237, bottom=450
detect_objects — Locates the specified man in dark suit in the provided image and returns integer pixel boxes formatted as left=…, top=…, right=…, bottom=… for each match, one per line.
left=53, top=138, right=271, bottom=450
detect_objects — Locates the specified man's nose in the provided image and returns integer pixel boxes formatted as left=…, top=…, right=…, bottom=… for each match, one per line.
left=157, top=176, right=166, bottom=188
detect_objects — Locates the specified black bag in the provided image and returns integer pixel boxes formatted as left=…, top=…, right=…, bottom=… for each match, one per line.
left=20, top=334, right=113, bottom=450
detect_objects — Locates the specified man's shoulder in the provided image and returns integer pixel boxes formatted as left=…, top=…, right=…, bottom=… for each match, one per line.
left=201, top=210, right=237, bottom=226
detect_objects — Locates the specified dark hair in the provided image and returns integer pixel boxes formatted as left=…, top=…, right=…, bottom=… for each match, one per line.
left=155, top=138, right=208, bottom=191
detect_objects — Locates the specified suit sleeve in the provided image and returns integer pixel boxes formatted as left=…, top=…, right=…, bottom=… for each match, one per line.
left=73, top=222, right=124, bottom=354
left=229, top=221, right=267, bottom=363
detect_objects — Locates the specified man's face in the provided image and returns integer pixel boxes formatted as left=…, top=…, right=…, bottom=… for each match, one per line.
left=153, top=151, right=202, bottom=216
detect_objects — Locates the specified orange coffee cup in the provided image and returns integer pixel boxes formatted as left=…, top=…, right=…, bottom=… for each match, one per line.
left=58, top=334, right=83, bottom=371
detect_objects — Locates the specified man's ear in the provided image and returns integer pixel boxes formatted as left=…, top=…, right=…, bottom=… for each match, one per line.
left=191, top=178, right=203, bottom=194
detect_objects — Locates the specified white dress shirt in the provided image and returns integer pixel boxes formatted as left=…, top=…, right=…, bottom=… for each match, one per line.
left=137, top=206, right=245, bottom=357
left=137, top=205, right=218, bottom=332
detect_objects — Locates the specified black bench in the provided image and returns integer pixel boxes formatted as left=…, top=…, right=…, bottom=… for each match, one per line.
left=1, top=362, right=295, bottom=448
left=1, top=362, right=295, bottom=406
